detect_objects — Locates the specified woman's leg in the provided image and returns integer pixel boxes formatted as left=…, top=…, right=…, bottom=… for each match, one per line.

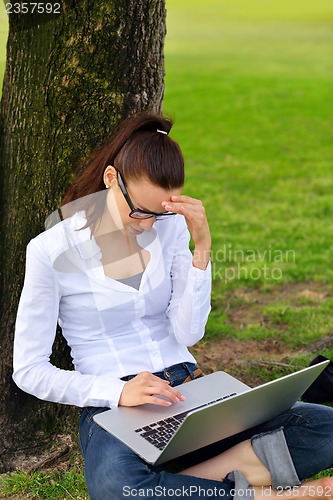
left=180, top=402, right=333, bottom=488
left=247, top=402, right=333, bottom=482
left=166, top=365, right=333, bottom=484
left=79, top=407, right=236, bottom=500
left=180, top=438, right=272, bottom=485
left=79, top=406, right=333, bottom=500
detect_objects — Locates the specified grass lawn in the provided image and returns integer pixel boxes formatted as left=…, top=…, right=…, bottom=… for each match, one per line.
left=1, top=0, right=333, bottom=497
left=164, top=0, right=333, bottom=360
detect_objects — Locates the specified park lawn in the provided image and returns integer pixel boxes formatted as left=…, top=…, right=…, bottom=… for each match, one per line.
left=1, top=0, right=333, bottom=497
left=163, top=0, right=333, bottom=357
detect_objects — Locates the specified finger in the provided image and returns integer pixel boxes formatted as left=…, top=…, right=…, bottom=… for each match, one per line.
left=147, top=388, right=185, bottom=406
left=179, top=205, right=208, bottom=225
left=147, top=395, right=173, bottom=407
left=147, top=377, right=185, bottom=400
left=161, top=202, right=179, bottom=213
left=178, top=205, right=199, bottom=217
left=147, top=383, right=185, bottom=403
left=162, top=201, right=201, bottom=215
left=170, top=195, right=202, bottom=206
left=160, top=386, right=186, bottom=402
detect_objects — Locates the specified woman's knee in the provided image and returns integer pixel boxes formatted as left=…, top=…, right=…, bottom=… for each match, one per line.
left=282, top=402, right=333, bottom=479
left=83, top=425, right=157, bottom=499
left=286, top=402, right=333, bottom=435
left=85, top=455, right=130, bottom=500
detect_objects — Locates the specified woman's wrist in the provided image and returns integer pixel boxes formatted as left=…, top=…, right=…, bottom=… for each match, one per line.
left=192, top=243, right=211, bottom=270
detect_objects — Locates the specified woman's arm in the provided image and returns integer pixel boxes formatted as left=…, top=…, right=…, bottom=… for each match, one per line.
left=13, top=237, right=126, bottom=408
left=168, top=195, right=212, bottom=271
left=165, top=211, right=212, bottom=346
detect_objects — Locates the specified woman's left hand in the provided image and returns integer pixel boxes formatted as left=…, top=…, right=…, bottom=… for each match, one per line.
left=162, top=195, right=211, bottom=269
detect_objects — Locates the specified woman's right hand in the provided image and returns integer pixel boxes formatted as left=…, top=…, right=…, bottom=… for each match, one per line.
left=118, top=371, right=186, bottom=407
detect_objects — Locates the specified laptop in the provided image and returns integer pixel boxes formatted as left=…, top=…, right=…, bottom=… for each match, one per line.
left=94, top=360, right=329, bottom=465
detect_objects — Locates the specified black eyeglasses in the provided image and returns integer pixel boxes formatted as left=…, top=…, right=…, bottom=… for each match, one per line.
left=116, top=170, right=176, bottom=220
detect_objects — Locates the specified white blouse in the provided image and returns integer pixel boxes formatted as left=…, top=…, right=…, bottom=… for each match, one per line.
left=13, top=211, right=211, bottom=408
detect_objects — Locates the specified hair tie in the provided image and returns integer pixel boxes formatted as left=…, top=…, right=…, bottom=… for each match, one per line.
left=157, top=129, right=168, bottom=135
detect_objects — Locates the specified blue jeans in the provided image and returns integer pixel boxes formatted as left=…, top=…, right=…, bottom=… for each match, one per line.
left=79, top=363, right=333, bottom=499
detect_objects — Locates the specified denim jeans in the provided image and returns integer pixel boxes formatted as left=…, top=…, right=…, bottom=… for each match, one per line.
left=79, top=363, right=333, bottom=499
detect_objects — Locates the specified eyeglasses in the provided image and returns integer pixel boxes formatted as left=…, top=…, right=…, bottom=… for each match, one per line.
left=116, top=170, right=176, bottom=220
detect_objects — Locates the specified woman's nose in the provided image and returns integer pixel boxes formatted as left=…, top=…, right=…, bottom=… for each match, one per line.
left=138, top=218, right=155, bottom=230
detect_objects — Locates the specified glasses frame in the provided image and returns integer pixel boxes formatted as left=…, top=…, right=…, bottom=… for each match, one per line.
left=116, top=170, right=176, bottom=220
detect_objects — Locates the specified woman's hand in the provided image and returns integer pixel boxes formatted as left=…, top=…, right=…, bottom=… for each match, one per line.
left=162, top=195, right=211, bottom=270
left=118, top=371, right=186, bottom=407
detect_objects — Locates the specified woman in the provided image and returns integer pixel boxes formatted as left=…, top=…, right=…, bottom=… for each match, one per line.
left=13, top=112, right=333, bottom=500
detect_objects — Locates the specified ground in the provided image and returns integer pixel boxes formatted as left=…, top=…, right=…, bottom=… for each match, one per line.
left=192, top=281, right=332, bottom=385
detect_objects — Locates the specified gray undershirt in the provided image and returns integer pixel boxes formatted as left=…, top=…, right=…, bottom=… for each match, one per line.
left=116, top=272, right=144, bottom=290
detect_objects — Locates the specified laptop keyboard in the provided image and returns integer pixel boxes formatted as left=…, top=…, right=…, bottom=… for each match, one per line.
left=135, top=392, right=236, bottom=451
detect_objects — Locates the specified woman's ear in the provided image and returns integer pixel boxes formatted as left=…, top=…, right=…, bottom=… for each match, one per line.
left=104, top=165, right=117, bottom=188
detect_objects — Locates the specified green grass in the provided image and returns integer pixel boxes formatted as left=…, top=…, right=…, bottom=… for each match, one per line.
left=0, top=467, right=88, bottom=499
left=163, top=0, right=333, bottom=341
left=1, top=0, right=333, bottom=496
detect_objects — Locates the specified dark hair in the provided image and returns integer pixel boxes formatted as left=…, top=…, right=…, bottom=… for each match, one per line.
left=61, top=112, right=184, bottom=231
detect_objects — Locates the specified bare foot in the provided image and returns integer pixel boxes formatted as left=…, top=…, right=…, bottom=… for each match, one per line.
left=254, top=478, right=333, bottom=500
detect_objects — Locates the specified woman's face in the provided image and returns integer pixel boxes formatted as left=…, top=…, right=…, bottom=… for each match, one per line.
left=105, top=168, right=182, bottom=235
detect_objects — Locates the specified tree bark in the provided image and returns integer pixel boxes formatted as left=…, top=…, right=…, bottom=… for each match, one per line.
left=0, top=0, right=166, bottom=472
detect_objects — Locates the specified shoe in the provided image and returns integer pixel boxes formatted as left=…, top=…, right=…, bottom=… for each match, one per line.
left=301, top=354, right=333, bottom=404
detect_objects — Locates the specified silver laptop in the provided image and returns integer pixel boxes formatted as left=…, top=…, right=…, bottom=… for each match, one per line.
left=94, top=360, right=329, bottom=465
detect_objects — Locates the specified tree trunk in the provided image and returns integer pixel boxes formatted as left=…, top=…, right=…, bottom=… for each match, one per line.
left=0, top=0, right=166, bottom=472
